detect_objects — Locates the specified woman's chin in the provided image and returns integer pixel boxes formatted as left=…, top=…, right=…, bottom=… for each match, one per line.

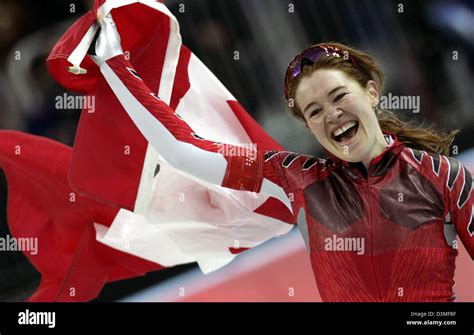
left=329, top=142, right=368, bottom=163
left=321, top=131, right=369, bottom=162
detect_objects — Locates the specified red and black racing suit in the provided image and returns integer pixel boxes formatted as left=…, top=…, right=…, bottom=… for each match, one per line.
left=101, top=54, right=473, bottom=302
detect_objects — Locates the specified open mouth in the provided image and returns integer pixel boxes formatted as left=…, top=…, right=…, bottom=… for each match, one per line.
left=331, top=121, right=359, bottom=144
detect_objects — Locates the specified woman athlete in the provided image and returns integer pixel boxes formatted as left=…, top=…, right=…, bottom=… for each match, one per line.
left=91, top=15, right=473, bottom=302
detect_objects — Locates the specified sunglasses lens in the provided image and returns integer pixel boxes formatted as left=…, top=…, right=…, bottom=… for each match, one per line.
left=285, top=46, right=349, bottom=99
left=290, top=48, right=329, bottom=81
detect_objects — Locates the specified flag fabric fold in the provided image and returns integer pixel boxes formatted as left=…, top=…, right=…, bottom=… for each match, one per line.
left=0, top=131, right=165, bottom=301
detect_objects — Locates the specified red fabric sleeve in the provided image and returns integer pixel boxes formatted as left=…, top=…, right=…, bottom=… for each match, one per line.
left=105, top=55, right=283, bottom=192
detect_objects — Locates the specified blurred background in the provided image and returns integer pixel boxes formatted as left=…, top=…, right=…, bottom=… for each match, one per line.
left=0, top=0, right=473, bottom=301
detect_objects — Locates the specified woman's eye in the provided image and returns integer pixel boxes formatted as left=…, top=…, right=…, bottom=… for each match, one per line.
left=334, top=93, right=347, bottom=102
left=309, top=109, right=322, bottom=118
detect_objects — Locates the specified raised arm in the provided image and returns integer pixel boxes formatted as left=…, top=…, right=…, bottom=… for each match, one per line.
left=90, top=15, right=292, bottom=211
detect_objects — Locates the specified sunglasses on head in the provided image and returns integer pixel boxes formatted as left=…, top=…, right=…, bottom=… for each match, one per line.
left=284, top=45, right=357, bottom=100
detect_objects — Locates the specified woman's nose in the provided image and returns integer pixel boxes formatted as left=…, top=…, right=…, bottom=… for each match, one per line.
left=326, top=108, right=343, bottom=123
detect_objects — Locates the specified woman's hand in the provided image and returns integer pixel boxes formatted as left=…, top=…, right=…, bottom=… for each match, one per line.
left=90, top=13, right=124, bottom=65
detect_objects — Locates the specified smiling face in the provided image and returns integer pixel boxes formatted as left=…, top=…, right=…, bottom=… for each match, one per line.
left=294, top=68, right=388, bottom=167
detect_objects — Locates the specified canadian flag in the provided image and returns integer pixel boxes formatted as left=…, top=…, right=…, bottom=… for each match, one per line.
left=0, top=0, right=295, bottom=301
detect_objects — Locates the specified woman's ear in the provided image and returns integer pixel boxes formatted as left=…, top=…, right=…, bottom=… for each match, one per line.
left=366, top=80, right=380, bottom=107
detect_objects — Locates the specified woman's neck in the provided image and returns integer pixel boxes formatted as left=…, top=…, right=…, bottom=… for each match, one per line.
left=362, top=133, right=390, bottom=170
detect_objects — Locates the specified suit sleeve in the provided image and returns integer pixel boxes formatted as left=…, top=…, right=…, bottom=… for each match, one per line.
left=445, top=158, right=473, bottom=259
left=98, top=54, right=291, bottom=210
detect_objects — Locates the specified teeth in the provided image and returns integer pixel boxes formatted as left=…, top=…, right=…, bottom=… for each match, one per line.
left=333, top=121, right=357, bottom=137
